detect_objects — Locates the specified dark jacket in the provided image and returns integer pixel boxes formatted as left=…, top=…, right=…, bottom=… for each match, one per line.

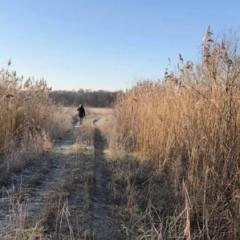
left=77, top=105, right=85, bottom=118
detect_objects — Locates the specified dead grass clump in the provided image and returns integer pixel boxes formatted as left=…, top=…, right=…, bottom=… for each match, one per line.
left=113, top=28, right=240, bottom=239
left=0, top=192, right=45, bottom=240
left=106, top=155, right=176, bottom=239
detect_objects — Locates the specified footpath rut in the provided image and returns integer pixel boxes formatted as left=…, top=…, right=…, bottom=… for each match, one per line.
left=0, top=115, right=113, bottom=239
left=92, top=128, right=112, bottom=240
left=0, top=131, right=74, bottom=227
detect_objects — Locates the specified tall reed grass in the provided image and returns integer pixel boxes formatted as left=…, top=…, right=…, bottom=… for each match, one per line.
left=0, top=63, right=69, bottom=182
left=114, top=28, right=240, bottom=239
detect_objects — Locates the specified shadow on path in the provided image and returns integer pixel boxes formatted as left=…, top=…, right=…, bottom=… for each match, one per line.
left=92, top=128, right=111, bottom=240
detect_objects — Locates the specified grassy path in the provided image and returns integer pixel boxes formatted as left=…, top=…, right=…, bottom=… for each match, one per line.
left=91, top=128, right=112, bottom=239
left=0, top=109, right=115, bottom=239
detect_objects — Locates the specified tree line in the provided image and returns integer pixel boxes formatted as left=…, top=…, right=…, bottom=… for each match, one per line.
left=49, top=89, right=119, bottom=107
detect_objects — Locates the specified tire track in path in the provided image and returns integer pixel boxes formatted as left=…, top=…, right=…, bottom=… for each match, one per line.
left=92, top=127, right=112, bottom=240
left=0, top=130, right=75, bottom=230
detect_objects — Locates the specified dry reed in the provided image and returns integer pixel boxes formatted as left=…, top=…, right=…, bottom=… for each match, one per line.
left=113, top=28, right=240, bottom=239
left=0, top=64, right=70, bottom=183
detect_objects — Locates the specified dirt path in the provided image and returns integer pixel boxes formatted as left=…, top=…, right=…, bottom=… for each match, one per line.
left=21, top=136, right=74, bottom=224
left=0, top=130, right=75, bottom=228
left=0, top=112, right=114, bottom=239
left=92, top=128, right=112, bottom=239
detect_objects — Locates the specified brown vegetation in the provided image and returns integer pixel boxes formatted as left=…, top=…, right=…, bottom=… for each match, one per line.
left=113, top=28, right=240, bottom=239
left=0, top=66, right=71, bottom=185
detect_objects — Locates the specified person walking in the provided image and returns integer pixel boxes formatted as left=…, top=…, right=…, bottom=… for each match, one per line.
left=77, top=104, right=86, bottom=124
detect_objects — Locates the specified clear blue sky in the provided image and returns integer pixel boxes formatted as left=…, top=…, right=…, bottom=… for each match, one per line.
left=0, top=0, right=239, bottom=91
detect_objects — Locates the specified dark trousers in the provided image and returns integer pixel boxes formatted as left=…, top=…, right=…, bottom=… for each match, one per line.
left=79, top=117, right=84, bottom=124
